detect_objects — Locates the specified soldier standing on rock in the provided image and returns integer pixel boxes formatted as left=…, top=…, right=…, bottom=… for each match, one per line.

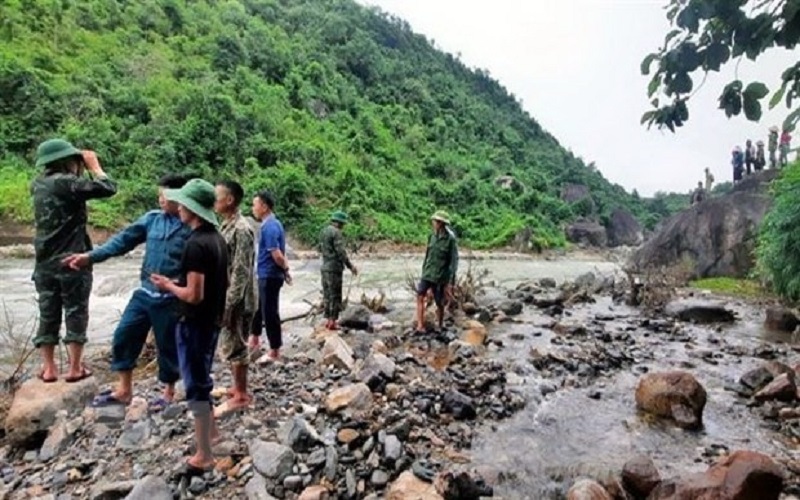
left=414, top=211, right=458, bottom=335
left=769, top=126, right=780, bottom=169
left=31, top=139, right=117, bottom=383
left=755, top=141, right=766, bottom=171
left=213, top=180, right=257, bottom=416
left=319, top=211, right=358, bottom=331
left=64, top=174, right=192, bottom=409
left=732, top=147, right=744, bottom=184
left=150, top=179, right=228, bottom=475
left=744, top=139, right=755, bottom=176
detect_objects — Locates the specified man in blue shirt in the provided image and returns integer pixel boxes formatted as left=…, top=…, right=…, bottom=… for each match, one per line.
left=63, top=174, right=193, bottom=408
left=251, top=191, right=290, bottom=361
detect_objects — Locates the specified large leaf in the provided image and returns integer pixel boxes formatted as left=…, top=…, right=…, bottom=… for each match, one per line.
left=704, top=42, right=730, bottom=72
left=647, top=73, right=662, bottom=97
left=743, top=93, right=762, bottom=121
left=668, top=72, right=693, bottom=95
left=676, top=6, right=699, bottom=33
left=744, top=81, right=769, bottom=100
left=770, top=82, right=787, bottom=109
left=641, top=53, right=658, bottom=76
left=785, top=107, right=800, bottom=131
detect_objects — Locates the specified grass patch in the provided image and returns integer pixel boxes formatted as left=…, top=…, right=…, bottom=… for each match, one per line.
left=689, top=277, right=770, bottom=299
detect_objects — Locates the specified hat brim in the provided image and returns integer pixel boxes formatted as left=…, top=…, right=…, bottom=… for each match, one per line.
left=165, top=189, right=219, bottom=227
left=331, top=216, right=348, bottom=224
left=431, top=216, right=450, bottom=225
left=36, top=146, right=82, bottom=168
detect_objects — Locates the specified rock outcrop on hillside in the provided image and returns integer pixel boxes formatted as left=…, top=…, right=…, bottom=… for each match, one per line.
left=628, top=170, right=778, bottom=279
left=607, top=208, right=643, bottom=247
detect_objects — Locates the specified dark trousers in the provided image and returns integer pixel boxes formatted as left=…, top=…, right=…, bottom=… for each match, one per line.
left=111, top=290, right=180, bottom=384
left=321, top=270, right=344, bottom=320
left=258, top=277, right=283, bottom=350
left=176, top=321, right=218, bottom=405
left=33, top=267, right=92, bottom=347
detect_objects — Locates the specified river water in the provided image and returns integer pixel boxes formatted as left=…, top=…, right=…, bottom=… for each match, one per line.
left=1, top=252, right=796, bottom=498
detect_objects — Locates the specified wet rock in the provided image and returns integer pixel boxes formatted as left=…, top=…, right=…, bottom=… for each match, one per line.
left=764, top=307, right=799, bottom=332
left=621, top=455, right=660, bottom=498
left=298, top=485, right=329, bottom=500
left=574, top=272, right=597, bottom=290
left=250, top=439, right=295, bottom=480
left=339, top=305, right=371, bottom=330
left=539, top=277, right=557, bottom=288
left=740, top=361, right=794, bottom=393
left=5, top=377, right=98, bottom=446
left=754, top=373, right=796, bottom=403
left=635, top=371, right=707, bottom=429
left=322, top=334, right=355, bottom=371
left=244, top=473, right=276, bottom=500
left=280, top=417, right=321, bottom=453
left=665, top=299, right=735, bottom=324
left=566, top=479, right=613, bottom=500
left=649, top=450, right=783, bottom=500
left=498, top=300, right=523, bottom=316
left=434, top=469, right=493, bottom=499
left=90, top=480, right=138, bottom=499
left=388, top=471, right=443, bottom=500
left=325, top=383, right=373, bottom=415
left=442, top=391, right=476, bottom=420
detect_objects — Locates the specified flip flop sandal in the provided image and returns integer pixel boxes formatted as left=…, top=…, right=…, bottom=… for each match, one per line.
left=173, top=461, right=214, bottom=480
left=148, top=397, right=172, bottom=412
left=37, top=371, right=57, bottom=383
left=65, top=364, right=93, bottom=383
left=91, top=392, right=129, bottom=407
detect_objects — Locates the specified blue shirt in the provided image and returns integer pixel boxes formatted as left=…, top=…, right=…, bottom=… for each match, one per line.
left=89, top=210, right=191, bottom=296
left=257, top=214, right=286, bottom=279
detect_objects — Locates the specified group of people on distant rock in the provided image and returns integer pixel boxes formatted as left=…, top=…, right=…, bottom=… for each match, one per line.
left=732, top=126, right=793, bottom=184
left=28, top=137, right=459, bottom=477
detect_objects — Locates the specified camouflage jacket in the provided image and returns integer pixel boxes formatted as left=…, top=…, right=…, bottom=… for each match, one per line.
left=421, top=229, right=458, bottom=285
left=31, top=172, right=117, bottom=268
left=319, top=224, right=353, bottom=273
left=220, top=212, right=258, bottom=314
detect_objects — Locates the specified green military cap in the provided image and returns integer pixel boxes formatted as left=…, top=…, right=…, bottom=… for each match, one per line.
left=35, top=139, right=82, bottom=167
left=331, top=211, right=348, bottom=224
left=431, top=210, right=451, bottom=225
left=164, top=178, right=219, bottom=227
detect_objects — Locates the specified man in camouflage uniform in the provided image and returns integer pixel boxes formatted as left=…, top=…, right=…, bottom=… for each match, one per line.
left=319, top=211, right=358, bottom=330
left=769, top=126, right=779, bottom=169
left=214, top=180, right=257, bottom=415
left=415, top=211, right=458, bottom=334
left=31, top=139, right=117, bottom=382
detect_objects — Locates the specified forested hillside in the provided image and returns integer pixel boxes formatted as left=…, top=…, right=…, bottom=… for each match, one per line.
left=1, top=0, right=671, bottom=247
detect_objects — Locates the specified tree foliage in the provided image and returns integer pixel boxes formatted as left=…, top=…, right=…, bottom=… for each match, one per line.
left=0, top=0, right=669, bottom=247
left=642, top=0, right=800, bottom=132
left=757, top=161, right=800, bottom=300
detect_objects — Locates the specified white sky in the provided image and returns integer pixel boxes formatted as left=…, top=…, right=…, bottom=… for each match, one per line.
left=359, top=0, right=797, bottom=195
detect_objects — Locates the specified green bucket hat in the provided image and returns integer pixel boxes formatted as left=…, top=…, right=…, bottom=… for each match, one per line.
left=331, top=211, right=348, bottom=224
left=35, top=139, right=82, bottom=168
left=165, top=178, right=219, bottom=227
left=431, top=210, right=451, bottom=225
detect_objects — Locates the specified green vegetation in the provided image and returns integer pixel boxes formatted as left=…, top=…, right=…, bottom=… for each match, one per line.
left=642, top=0, right=800, bottom=131
left=1, top=0, right=674, bottom=246
left=757, top=161, right=800, bottom=300
left=689, top=277, right=769, bottom=299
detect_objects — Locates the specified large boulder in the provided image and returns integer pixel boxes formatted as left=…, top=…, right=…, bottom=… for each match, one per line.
left=562, top=183, right=593, bottom=204
left=635, top=371, right=707, bottom=429
left=622, top=455, right=661, bottom=498
left=606, top=208, right=643, bottom=247
left=628, top=171, right=777, bottom=279
left=387, top=471, right=443, bottom=500
left=566, top=221, right=608, bottom=247
left=665, top=299, right=736, bottom=324
left=338, top=305, right=371, bottom=330
left=764, top=306, right=799, bottom=332
left=5, top=377, right=98, bottom=447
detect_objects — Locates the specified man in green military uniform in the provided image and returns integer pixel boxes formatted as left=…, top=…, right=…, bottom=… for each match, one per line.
left=415, top=211, right=458, bottom=334
left=31, top=139, right=117, bottom=382
left=319, top=211, right=358, bottom=330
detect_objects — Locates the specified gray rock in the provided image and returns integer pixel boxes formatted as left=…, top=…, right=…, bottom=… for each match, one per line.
left=116, top=420, right=151, bottom=450
left=370, top=469, right=389, bottom=488
left=188, top=477, right=206, bottom=495
left=280, top=417, right=321, bottom=453
left=383, top=435, right=402, bottom=462
left=339, top=305, right=371, bottom=330
left=665, top=299, right=735, bottom=324
left=346, top=468, right=357, bottom=497
left=250, top=439, right=296, bottom=480
left=539, top=278, right=557, bottom=288
left=283, top=475, right=303, bottom=491
left=574, top=272, right=597, bottom=289
left=324, top=446, right=338, bottom=482
left=124, top=475, right=172, bottom=500
left=93, top=404, right=127, bottom=424
left=566, top=221, right=607, bottom=247
left=39, top=418, right=71, bottom=462
left=442, top=391, right=476, bottom=420
left=498, top=300, right=523, bottom=316
left=322, top=334, right=355, bottom=371
left=307, top=448, right=327, bottom=468
left=357, top=353, right=397, bottom=390
left=607, top=208, right=644, bottom=247
left=244, top=473, right=276, bottom=500
left=90, top=480, right=138, bottom=500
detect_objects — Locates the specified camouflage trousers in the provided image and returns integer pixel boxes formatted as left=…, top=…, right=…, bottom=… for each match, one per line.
left=33, top=266, right=92, bottom=347
left=219, top=305, right=254, bottom=366
left=321, top=271, right=344, bottom=320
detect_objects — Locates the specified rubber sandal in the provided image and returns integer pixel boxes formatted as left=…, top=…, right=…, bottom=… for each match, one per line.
left=65, top=364, right=93, bottom=383
left=148, top=397, right=172, bottom=412
left=38, top=371, right=57, bottom=384
left=174, top=460, right=214, bottom=480
left=91, top=392, right=129, bottom=407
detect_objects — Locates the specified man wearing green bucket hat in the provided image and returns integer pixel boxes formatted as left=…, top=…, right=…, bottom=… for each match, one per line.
left=415, top=210, right=458, bottom=334
left=150, top=178, right=228, bottom=475
left=319, top=211, right=358, bottom=330
left=31, top=139, right=117, bottom=383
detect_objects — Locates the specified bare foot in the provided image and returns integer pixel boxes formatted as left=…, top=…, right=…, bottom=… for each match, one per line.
left=269, top=349, right=280, bottom=360
left=213, top=395, right=251, bottom=418
left=187, top=454, right=215, bottom=471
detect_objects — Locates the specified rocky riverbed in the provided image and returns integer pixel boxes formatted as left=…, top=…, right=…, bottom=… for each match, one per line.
left=0, top=253, right=799, bottom=499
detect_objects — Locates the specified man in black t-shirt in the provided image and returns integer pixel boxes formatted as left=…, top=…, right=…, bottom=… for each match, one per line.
left=150, top=178, right=228, bottom=475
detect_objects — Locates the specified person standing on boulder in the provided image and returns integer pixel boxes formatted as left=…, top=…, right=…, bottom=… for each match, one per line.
left=213, top=180, right=257, bottom=416
left=31, top=139, right=117, bottom=383
left=251, top=191, right=291, bottom=362
left=755, top=141, right=766, bottom=171
left=769, top=126, right=780, bottom=169
left=704, top=168, right=714, bottom=192
left=780, top=128, right=792, bottom=167
left=732, top=147, right=744, bottom=184
left=319, top=211, right=358, bottom=330
left=744, top=139, right=755, bottom=176
left=691, top=182, right=706, bottom=205
left=415, top=211, right=458, bottom=334
left=64, top=174, right=192, bottom=409
left=150, top=179, right=228, bottom=475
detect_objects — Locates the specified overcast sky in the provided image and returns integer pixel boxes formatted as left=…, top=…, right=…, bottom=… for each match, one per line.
left=359, top=0, right=796, bottom=196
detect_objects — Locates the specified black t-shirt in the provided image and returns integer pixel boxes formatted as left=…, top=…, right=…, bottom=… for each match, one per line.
left=179, top=224, right=229, bottom=331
